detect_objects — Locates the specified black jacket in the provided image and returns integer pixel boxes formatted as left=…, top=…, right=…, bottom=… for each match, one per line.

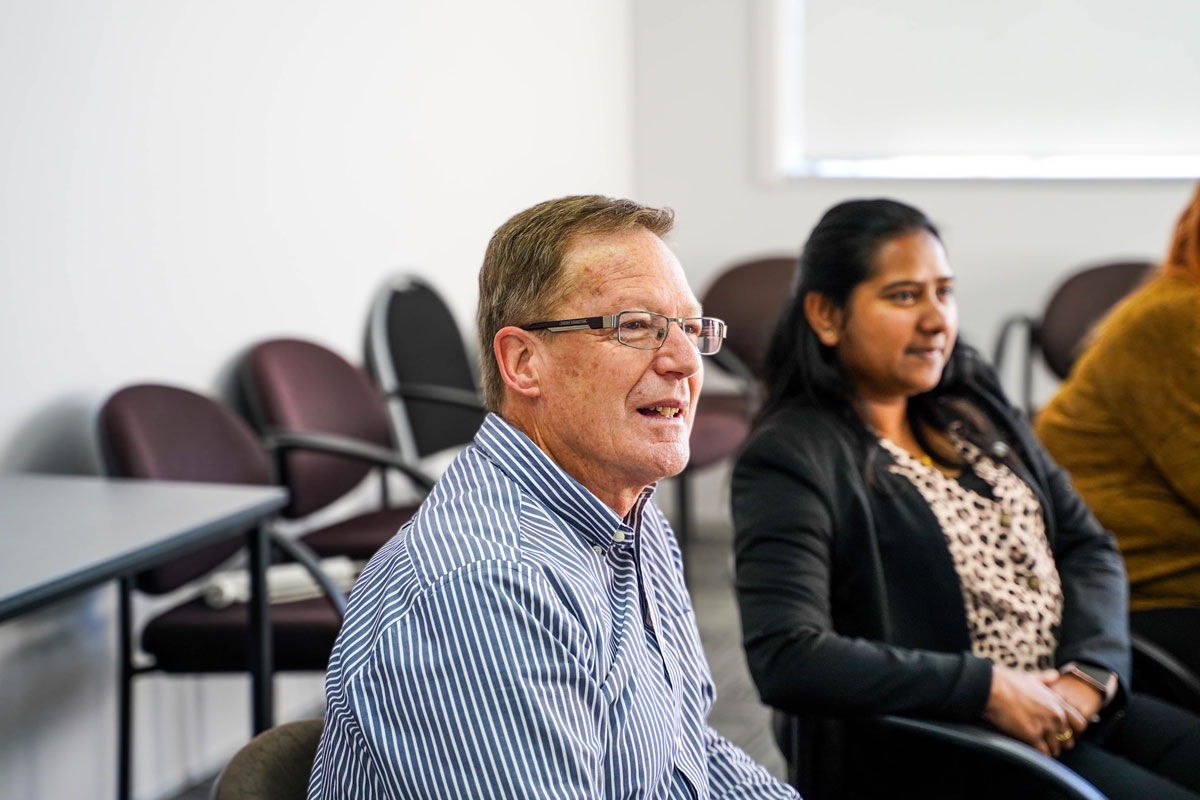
left=731, top=364, right=1130, bottom=723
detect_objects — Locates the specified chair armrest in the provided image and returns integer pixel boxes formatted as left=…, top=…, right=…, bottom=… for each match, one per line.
left=992, top=313, right=1042, bottom=417
left=874, top=715, right=1107, bottom=800
left=263, top=430, right=437, bottom=492
left=268, top=531, right=348, bottom=618
left=992, top=313, right=1038, bottom=371
left=390, top=383, right=487, bottom=413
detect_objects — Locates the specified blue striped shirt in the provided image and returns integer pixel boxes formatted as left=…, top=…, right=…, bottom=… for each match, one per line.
left=307, top=413, right=797, bottom=799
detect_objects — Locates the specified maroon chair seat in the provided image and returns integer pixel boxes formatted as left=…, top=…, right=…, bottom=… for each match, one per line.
left=695, top=392, right=750, bottom=420
left=299, top=505, right=414, bottom=560
left=144, top=596, right=342, bottom=673
left=688, top=411, right=752, bottom=470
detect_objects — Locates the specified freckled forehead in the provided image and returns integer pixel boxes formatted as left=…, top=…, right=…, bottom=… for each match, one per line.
left=561, top=228, right=701, bottom=313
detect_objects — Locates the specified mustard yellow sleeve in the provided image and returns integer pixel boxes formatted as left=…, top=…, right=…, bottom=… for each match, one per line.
left=1093, top=284, right=1200, bottom=514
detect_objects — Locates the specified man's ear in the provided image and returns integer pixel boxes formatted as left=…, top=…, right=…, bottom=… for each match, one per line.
left=803, top=291, right=843, bottom=347
left=494, top=326, right=543, bottom=399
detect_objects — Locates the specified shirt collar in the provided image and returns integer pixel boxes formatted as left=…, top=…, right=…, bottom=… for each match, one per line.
left=473, top=413, right=655, bottom=550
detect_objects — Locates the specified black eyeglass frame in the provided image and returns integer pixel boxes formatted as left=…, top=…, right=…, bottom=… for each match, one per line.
left=520, top=310, right=727, bottom=355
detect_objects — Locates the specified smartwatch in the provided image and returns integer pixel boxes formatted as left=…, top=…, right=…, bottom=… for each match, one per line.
left=1060, top=661, right=1119, bottom=707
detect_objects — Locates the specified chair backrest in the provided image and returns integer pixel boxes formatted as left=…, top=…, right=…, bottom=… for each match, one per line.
left=99, top=384, right=273, bottom=594
left=700, top=256, right=797, bottom=381
left=241, top=338, right=394, bottom=518
left=365, top=274, right=486, bottom=459
left=1039, top=260, right=1155, bottom=379
left=210, top=717, right=323, bottom=800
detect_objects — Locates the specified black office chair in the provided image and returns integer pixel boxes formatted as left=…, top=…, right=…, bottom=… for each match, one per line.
left=673, top=257, right=797, bottom=570
left=364, top=273, right=487, bottom=463
left=210, top=717, right=323, bottom=800
left=993, top=260, right=1155, bottom=416
left=240, top=337, right=437, bottom=562
left=774, top=711, right=1108, bottom=800
left=99, top=384, right=347, bottom=800
left=1130, top=610, right=1200, bottom=714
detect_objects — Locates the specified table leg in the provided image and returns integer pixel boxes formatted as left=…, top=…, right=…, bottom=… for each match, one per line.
left=117, top=577, right=134, bottom=800
left=247, top=523, right=273, bottom=733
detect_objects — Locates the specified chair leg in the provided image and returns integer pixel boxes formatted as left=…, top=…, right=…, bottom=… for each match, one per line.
left=675, top=470, right=692, bottom=582
left=117, top=577, right=134, bottom=800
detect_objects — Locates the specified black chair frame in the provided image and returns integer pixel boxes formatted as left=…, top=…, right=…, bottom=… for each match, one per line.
left=776, top=711, right=1107, bottom=800
left=115, top=525, right=346, bottom=800
left=364, top=273, right=487, bottom=464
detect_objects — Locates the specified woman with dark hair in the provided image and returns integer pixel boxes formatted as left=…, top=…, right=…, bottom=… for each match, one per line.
left=732, top=198, right=1200, bottom=799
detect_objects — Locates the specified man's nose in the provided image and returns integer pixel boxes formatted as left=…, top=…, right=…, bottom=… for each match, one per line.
left=655, top=321, right=702, bottom=377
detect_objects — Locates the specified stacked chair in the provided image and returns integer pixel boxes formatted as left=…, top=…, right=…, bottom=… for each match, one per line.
left=674, top=256, right=798, bottom=572
left=363, top=273, right=487, bottom=464
left=98, top=384, right=349, bottom=800
left=238, top=337, right=436, bottom=561
left=992, top=260, right=1155, bottom=417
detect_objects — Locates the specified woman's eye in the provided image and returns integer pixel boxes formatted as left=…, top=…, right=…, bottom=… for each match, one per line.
left=891, top=290, right=917, bottom=303
left=937, top=285, right=955, bottom=298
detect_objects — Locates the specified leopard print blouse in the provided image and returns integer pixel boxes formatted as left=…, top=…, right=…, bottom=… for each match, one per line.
left=880, top=437, right=1064, bottom=671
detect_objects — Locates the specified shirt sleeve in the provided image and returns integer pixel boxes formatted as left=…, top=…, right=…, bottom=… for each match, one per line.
left=333, top=560, right=604, bottom=800
left=704, top=724, right=800, bottom=799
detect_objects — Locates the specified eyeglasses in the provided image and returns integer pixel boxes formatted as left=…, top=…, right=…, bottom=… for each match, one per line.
left=521, top=310, right=727, bottom=355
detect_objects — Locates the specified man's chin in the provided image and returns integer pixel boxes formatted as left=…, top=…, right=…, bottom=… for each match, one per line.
left=636, top=445, right=691, bottom=484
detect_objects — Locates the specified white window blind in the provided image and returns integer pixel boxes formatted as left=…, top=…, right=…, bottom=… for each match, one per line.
left=763, top=0, right=1200, bottom=179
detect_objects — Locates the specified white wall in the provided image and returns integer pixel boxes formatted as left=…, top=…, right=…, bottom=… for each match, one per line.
left=0, top=2, right=633, bottom=798
left=632, top=0, right=1197, bottom=408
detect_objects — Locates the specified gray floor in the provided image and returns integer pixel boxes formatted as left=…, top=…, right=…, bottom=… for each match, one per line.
left=171, top=517, right=785, bottom=799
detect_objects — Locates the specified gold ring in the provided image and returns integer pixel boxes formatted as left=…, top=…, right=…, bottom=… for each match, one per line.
left=1055, top=729, right=1073, bottom=742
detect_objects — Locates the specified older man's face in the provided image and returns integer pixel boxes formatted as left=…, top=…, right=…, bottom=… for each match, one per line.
left=527, top=227, right=703, bottom=512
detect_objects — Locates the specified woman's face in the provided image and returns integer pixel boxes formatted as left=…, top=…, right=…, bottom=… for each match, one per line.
left=818, top=229, right=957, bottom=405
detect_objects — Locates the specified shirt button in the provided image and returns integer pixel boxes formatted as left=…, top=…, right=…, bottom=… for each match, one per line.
left=1027, top=575, right=1040, bottom=590
left=1000, top=513, right=1013, bottom=526
left=592, top=545, right=605, bottom=557
left=676, top=734, right=684, bottom=750
left=613, top=530, right=627, bottom=543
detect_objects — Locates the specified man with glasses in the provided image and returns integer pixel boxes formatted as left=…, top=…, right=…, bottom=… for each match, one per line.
left=308, top=195, right=797, bottom=799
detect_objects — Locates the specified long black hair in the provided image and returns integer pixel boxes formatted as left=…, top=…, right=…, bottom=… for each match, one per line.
left=761, top=198, right=1015, bottom=476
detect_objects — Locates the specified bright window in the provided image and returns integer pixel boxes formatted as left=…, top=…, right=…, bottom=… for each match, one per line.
left=760, top=0, right=1200, bottom=179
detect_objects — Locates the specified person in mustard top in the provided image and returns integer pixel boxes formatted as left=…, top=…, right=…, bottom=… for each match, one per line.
left=1036, top=181, right=1200, bottom=661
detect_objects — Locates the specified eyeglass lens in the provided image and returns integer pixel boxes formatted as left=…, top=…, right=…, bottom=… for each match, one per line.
left=616, top=311, right=723, bottom=354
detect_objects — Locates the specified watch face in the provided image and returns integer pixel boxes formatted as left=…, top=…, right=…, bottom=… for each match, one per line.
left=1073, top=663, right=1112, bottom=685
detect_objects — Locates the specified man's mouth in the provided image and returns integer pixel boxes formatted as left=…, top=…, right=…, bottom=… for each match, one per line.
left=637, top=405, right=685, bottom=419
